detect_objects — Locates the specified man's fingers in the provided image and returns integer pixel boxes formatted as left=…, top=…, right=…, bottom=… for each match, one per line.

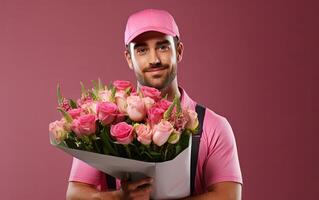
left=126, top=177, right=153, bottom=191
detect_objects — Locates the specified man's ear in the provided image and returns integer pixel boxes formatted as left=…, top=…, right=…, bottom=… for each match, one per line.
left=124, top=49, right=134, bottom=70
left=176, top=42, right=184, bottom=63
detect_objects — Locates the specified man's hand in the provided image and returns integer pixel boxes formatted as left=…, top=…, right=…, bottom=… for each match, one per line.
left=119, top=175, right=153, bottom=200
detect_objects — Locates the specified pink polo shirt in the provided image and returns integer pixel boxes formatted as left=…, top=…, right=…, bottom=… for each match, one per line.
left=69, top=87, right=243, bottom=194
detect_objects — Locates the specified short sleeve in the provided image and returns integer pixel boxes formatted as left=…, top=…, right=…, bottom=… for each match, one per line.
left=69, top=157, right=105, bottom=189
left=203, top=115, right=243, bottom=187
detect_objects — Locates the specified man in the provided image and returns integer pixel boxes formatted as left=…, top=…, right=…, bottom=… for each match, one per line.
left=66, top=9, right=243, bottom=200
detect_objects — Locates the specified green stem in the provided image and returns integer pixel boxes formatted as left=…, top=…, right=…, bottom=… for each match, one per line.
left=164, top=144, right=170, bottom=161
left=124, top=145, right=132, bottom=158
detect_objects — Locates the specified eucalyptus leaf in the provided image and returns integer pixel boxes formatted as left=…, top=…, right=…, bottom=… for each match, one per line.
left=57, top=107, right=73, bottom=123
left=125, top=86, right=132, bottom=95
left=69, top=99, right=77, bottom=109
left=80, top=81, right=87, bottom=96
left=110, top=86, right=116, bottom=102
left=57, top=83, right=63, bottom=105
left=164, top=96, right=176, bottom=120
left=98, top=78, right=104, bottom=90
left=176, top=95, right=182, bottom=116
left=92, top=80, right=98, bottom=92
left=89, top=91, right=98, bottom=101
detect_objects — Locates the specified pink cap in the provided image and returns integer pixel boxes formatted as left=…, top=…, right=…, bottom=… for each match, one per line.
left=124, top=9, right=180, bottom=45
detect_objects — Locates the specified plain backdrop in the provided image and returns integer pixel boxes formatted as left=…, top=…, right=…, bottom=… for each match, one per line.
left=0, top=0, right=318, bottom=199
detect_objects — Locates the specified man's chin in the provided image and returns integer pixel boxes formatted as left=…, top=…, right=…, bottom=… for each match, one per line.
left=144, top=80, right=166, bottom=90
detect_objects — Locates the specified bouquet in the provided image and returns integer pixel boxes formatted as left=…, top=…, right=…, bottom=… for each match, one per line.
left=49, top=79, right=199, bottom=199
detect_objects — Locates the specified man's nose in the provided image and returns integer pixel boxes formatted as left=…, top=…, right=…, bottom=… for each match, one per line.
left=149, top=48, right=160, bottom=65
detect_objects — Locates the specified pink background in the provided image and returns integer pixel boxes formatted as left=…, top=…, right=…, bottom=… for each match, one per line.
left=1, top=0, right=318, bottom=199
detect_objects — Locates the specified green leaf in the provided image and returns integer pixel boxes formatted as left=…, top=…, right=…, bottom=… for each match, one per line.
left=125, top=86, right=132, bottom=95
left=92, top=80, right=98, bottom=92
left=57, top=83, right=63, bottom=105
left=124, top=145, right=132, bottom=158
left=163, top=96, right=177, bottom=120
left=176, top=95, right=182, bottom=117
left=57, top=107, right=73, bottom=123
left=141, top=151, right=153, bottom=160
left=175, top=144, right=182, bottom=155
left=64, top=138, right=78, bottom=149
left=110, top=86, right=116, bottom=102
left=89, top=91, right=98, bottom=101
left=69, top=99, right=77, bottom=109
left=89, top=135, right=101, bottom=153
left=98, top=78, right=104, bottom=90
left=149, top=151, right=161, bottom=156
left=100, top=127, right=118, bottom=156
left=80, top=81, right=87, bottom=96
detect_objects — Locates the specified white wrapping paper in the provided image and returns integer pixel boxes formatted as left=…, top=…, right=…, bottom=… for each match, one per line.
left=51, top=137, right=191, bottom=199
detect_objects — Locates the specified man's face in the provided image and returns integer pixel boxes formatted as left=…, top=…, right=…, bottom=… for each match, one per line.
left=125, top=31, right=183, bottom=90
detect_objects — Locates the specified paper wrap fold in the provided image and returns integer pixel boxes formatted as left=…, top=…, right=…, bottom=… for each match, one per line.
left=51, top=136, right=191, bottom=199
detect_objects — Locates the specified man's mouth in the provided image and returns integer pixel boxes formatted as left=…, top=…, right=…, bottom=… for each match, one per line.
left=146, top=66, right=168, bottom=72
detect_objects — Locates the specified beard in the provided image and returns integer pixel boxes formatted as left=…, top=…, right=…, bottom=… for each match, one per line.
left=135, top=64, right=177, bottom=90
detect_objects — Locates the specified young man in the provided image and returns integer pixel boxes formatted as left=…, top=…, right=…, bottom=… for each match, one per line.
left=66, top=9, right=243, bottom=200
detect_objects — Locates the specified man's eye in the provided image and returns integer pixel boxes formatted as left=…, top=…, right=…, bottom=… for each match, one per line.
left=136, top=48, right=147, bottom=54
left=158, top=45, right=170, bottom=51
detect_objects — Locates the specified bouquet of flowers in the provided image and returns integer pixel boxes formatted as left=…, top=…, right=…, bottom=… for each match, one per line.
left=49, top=79, right=199, bottom=199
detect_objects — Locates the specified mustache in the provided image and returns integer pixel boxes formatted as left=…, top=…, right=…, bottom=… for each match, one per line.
left=143, top=63, right=169, bottom=72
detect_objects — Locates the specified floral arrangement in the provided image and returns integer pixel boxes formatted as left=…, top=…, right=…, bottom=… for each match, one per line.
left=49, top=80, right=199, bottom=162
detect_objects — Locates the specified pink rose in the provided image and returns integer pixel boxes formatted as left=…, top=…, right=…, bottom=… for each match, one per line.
left=147, top=106, right=165, bottom=125
left=143, top=97, right=155, bottom=111
left=140, top=86, right=161, bottom=101
left=152, top=120, right=174, bottom=146
left=126, top=95, right=146, bottom=122
left=49, top=119, right=69, bottom=143
left=115, top=90, right=128, bottom=113
left=110, top=122, right=134, bottom=144
left=97, top=102, right=118, bottom=125
left=130, top=91, right=139, bottom=96
left=71, top=114, right=96, bottom=137
left=98, top=89, right=112, bottom=102
left=147, top=99, right=172, bottom=125
left=67, top=108, right=84, bottom=119
left=81, top=101, right=98, bottom=115
left=185, top=109, right=199, bottom=131
left=135, top=124, right=152, bottom=145
left=156, top=99, right=172, bottom=110
left=113, top=80, right=134, bottom=91
left=77, top=95, right=93, bottom=106
left=61, top=118, right=72, bottom=132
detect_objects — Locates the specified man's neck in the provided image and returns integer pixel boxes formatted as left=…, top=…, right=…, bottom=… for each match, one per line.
left=160, top=78, right=180, bottom=102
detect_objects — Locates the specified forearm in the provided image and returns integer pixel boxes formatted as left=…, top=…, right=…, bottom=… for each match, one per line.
left=181, top=191, right=220, bottom=200
left=180, top=182, right=241, bottom=200
left=66, top=182, right=121, bottom=200
left=181, top=189, right=241, bottom=200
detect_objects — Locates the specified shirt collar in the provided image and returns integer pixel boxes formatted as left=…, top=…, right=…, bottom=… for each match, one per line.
left=179, top=86, right=196, bottom=111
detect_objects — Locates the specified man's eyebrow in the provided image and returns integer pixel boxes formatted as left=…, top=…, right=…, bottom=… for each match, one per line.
left=156, top=39, right=170, bottom=46
left=133, top=42, right=147, bottom=49
left=133, top=39, right=171, bottom=49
